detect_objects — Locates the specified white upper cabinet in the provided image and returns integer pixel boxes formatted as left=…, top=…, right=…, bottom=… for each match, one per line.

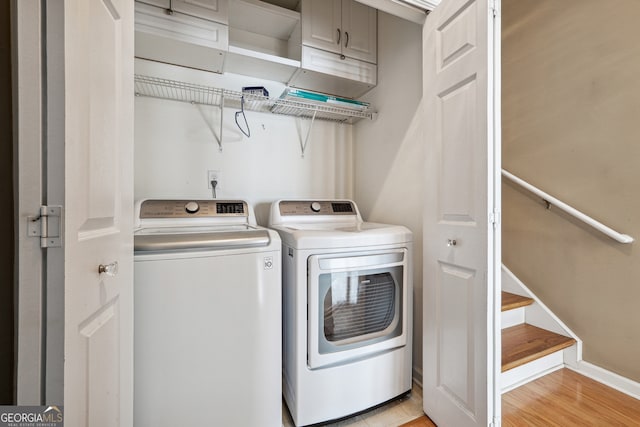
left=171, top=0, right=229, bottom=24
left=138, top=0, right=228, bottom=24
left=301, top=0, right=377, bottom=64
left=134, top=0, right=378, bottom=98
left=134, top=0, right=229, bottom=73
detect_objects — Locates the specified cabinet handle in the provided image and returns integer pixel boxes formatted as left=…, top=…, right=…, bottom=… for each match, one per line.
left=345, top=31, right=349, bottom=48
left=337, top=28, right=341, bottom=45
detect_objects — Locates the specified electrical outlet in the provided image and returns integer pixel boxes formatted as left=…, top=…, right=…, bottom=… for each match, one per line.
left=207, top=170, right=220, bottom=189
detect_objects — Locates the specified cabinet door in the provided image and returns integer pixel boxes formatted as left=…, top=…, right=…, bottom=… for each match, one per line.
left=341, top=0, right=377, bottom=63
left=135, top=2, right=228, bottom=73
left=301, top=0, right=342, bottom=55
left=172, top=0, right=228, bottom=24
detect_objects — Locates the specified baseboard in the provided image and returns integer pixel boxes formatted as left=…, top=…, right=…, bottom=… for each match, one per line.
left=568, top=361, right=640, bottom=400
left=412, top=366, right=423, bottom=388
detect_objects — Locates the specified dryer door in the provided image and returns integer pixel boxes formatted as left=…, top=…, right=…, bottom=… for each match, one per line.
left=307, top=249, right=408, bottom=369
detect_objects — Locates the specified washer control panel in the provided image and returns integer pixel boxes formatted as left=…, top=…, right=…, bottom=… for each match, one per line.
left=140, top=199, right=247, bottom=218
left=279, top=200, right=355, bottom=216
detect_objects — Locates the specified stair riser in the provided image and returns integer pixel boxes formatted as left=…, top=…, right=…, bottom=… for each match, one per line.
left=501, top=266, right=582, bottom=394
left=501, top=349, right=565, bottom=393
left=502, top=265, right=580, bottom=350
left=502, top=307, right=525, bottom=329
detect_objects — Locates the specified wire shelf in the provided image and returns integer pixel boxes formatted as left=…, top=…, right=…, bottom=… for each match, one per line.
left=134, top=74, right=374, bottom=124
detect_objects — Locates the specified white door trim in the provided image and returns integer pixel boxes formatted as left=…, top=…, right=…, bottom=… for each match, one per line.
left=43, top=0, right=66, bottom=405
left=12, top=0, right=45, bottom=405
left=489, top=0, right=502, bottom=424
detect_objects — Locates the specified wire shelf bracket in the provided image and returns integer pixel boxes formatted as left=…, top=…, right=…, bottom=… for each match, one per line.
left=299, top=110, right=317, bottom=158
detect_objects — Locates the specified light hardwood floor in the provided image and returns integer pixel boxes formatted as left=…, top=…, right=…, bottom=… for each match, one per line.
left=398, top=414, right=437, bottom=427
left=502, top=368, right=640, bottom=426
left=400, top=368, right=640, bottom=426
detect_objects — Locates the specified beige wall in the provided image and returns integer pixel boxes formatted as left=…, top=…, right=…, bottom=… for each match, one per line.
left=502, top=0, right=640, bottom=381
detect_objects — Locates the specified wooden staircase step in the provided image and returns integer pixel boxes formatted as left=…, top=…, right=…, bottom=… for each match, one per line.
left=502, top=291, right=534, bottom=312
left=502, top=324, right=576, bottom=372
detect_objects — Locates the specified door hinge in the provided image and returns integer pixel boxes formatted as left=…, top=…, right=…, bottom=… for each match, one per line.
left=489, top=210, right=501, bottom=228
left=490, top=0, right=500, bottom=17
left=28, top=206, right=63, bottom=248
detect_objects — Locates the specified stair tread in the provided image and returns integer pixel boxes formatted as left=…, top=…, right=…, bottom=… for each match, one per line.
left=502, top=291, right=534, bottom=312
left=502, top=324, right=576, bottom=372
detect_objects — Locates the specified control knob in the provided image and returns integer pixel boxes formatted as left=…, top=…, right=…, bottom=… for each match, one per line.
left=185, top=201, right=200, bottom=214
left=310, top=201, right=322, bottom=213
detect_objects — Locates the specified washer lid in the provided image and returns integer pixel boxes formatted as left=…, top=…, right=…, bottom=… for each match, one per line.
left=134, top=227, right=271, bottom=252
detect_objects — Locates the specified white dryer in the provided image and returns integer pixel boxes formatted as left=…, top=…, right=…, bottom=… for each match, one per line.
left=134, top=199, right=281, bottom=427
left=269, top=199, right=413, bottom=426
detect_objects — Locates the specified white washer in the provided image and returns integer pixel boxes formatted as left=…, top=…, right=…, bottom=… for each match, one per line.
left=269, top=199, right=413, bottom=426
left=134, top=199, right=281, bottom=427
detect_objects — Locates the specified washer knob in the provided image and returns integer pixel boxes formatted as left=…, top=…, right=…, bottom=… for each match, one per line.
left=310, top=201, right=322, bottom=213
left=185, top=201, right=200, bottom=214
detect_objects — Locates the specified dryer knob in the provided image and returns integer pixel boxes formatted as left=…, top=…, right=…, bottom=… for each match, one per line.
left=310, top=201, right=322, bottom=213
left=185, top=201, right=200, bottom=214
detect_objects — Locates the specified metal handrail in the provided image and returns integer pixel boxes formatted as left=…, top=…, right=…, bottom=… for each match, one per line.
left=502, top=169, right=634, bottom=244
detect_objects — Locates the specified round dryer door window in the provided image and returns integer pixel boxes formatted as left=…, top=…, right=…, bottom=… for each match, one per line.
left=323, top=271, right=398, bottom=344
left=307, top=249, right=409, bottom=369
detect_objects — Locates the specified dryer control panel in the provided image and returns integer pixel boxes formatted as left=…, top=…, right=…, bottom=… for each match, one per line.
left=278, top=200, right=355, bottom=216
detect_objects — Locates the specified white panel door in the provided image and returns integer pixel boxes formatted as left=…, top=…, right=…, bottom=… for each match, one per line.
left=63, top=0, right=134, bottom=426
left=423, top=0, right=501, bottom=426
